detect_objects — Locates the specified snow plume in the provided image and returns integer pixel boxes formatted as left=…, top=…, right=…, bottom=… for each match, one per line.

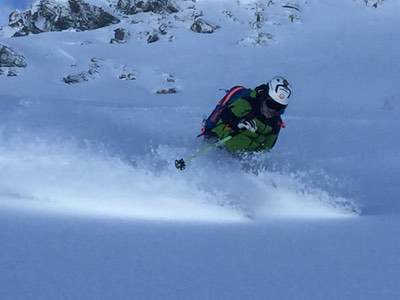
left=0, top=133, right=359, bottom=222
left=156, top=146, right=360, bottom=220
left=0, top=137, right=245, bottom=222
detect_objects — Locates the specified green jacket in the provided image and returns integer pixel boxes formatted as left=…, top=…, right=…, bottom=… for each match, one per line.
left=209, top=90, right=283, bottom=153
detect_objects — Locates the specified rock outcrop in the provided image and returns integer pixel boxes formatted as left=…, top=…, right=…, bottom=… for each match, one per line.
left=190, top=18, right=219, bottom=34
left=63, top=57, right=102, bottom=84
left=156, top=73, right=178, bottom=94
left=0, top=44, right=27, bottom=68
left=118, top=66, right=136, bottom=80
left=147, top=31, right=159, bottom=43
left=110, top=28, right=130, bottom=44
left=156, top=87, right=177, bottom=94
left=9, top=0, right=120, bottom=37
left=116, top=0, right=179, bottom=15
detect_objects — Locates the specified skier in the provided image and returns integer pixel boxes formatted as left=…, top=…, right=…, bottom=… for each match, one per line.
left=175, top=76, right=292, bottom=170
left=202, top=76, right=293, bottom=153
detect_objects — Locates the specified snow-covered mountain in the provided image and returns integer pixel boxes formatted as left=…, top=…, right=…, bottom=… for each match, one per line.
left=0, top=0, right=399, bottom=299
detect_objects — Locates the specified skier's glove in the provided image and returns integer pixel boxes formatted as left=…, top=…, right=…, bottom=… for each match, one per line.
left=237, top=120, right=257, bottom=133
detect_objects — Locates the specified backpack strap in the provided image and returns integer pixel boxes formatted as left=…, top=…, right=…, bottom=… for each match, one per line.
left=198, top=86, right=246, bottom=137
left=209, top=86, right=245, bottom=123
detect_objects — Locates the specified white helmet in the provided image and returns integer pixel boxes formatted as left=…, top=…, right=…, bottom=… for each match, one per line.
left=268, top=76, right=292, bottom=106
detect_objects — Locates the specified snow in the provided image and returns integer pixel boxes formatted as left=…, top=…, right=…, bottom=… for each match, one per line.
left=0, top=0, right=400, bottom=299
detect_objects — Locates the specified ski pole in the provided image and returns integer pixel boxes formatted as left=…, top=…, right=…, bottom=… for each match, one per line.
left=175, top=135, right=232, bottom=170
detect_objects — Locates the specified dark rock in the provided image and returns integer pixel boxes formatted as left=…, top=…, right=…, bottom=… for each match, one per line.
left=7, top=69, right=18, bottom=77
left=156, top=87, right=177, bottom=94
left=118, top=66, right=136, bottom=80
left=0, top=44, right=27, bottom=68
left=117, top=0, right=179, bottom=15
left=119, top=73, right=136, bottom=80
left=87, top=57, right=102, bottom=75
left=111, top=28, right=130, bottom=44
left=9, top=0, right=120, bottom=37
left=147, top=32, right=159, bottom=43
left=63, top=72, right=88, bottom=84
left=80, top=40, right=93, bottom=45
left=190, top=18, right=218, bottom=34
left=158, top=23, right=168, bottom=35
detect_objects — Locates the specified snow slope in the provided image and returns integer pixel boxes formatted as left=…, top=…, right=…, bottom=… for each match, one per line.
left=0, top=0, right=399, bottom=299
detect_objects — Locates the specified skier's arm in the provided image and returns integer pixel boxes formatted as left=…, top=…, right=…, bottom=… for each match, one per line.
left=220, top=99, right=252, bottom=130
